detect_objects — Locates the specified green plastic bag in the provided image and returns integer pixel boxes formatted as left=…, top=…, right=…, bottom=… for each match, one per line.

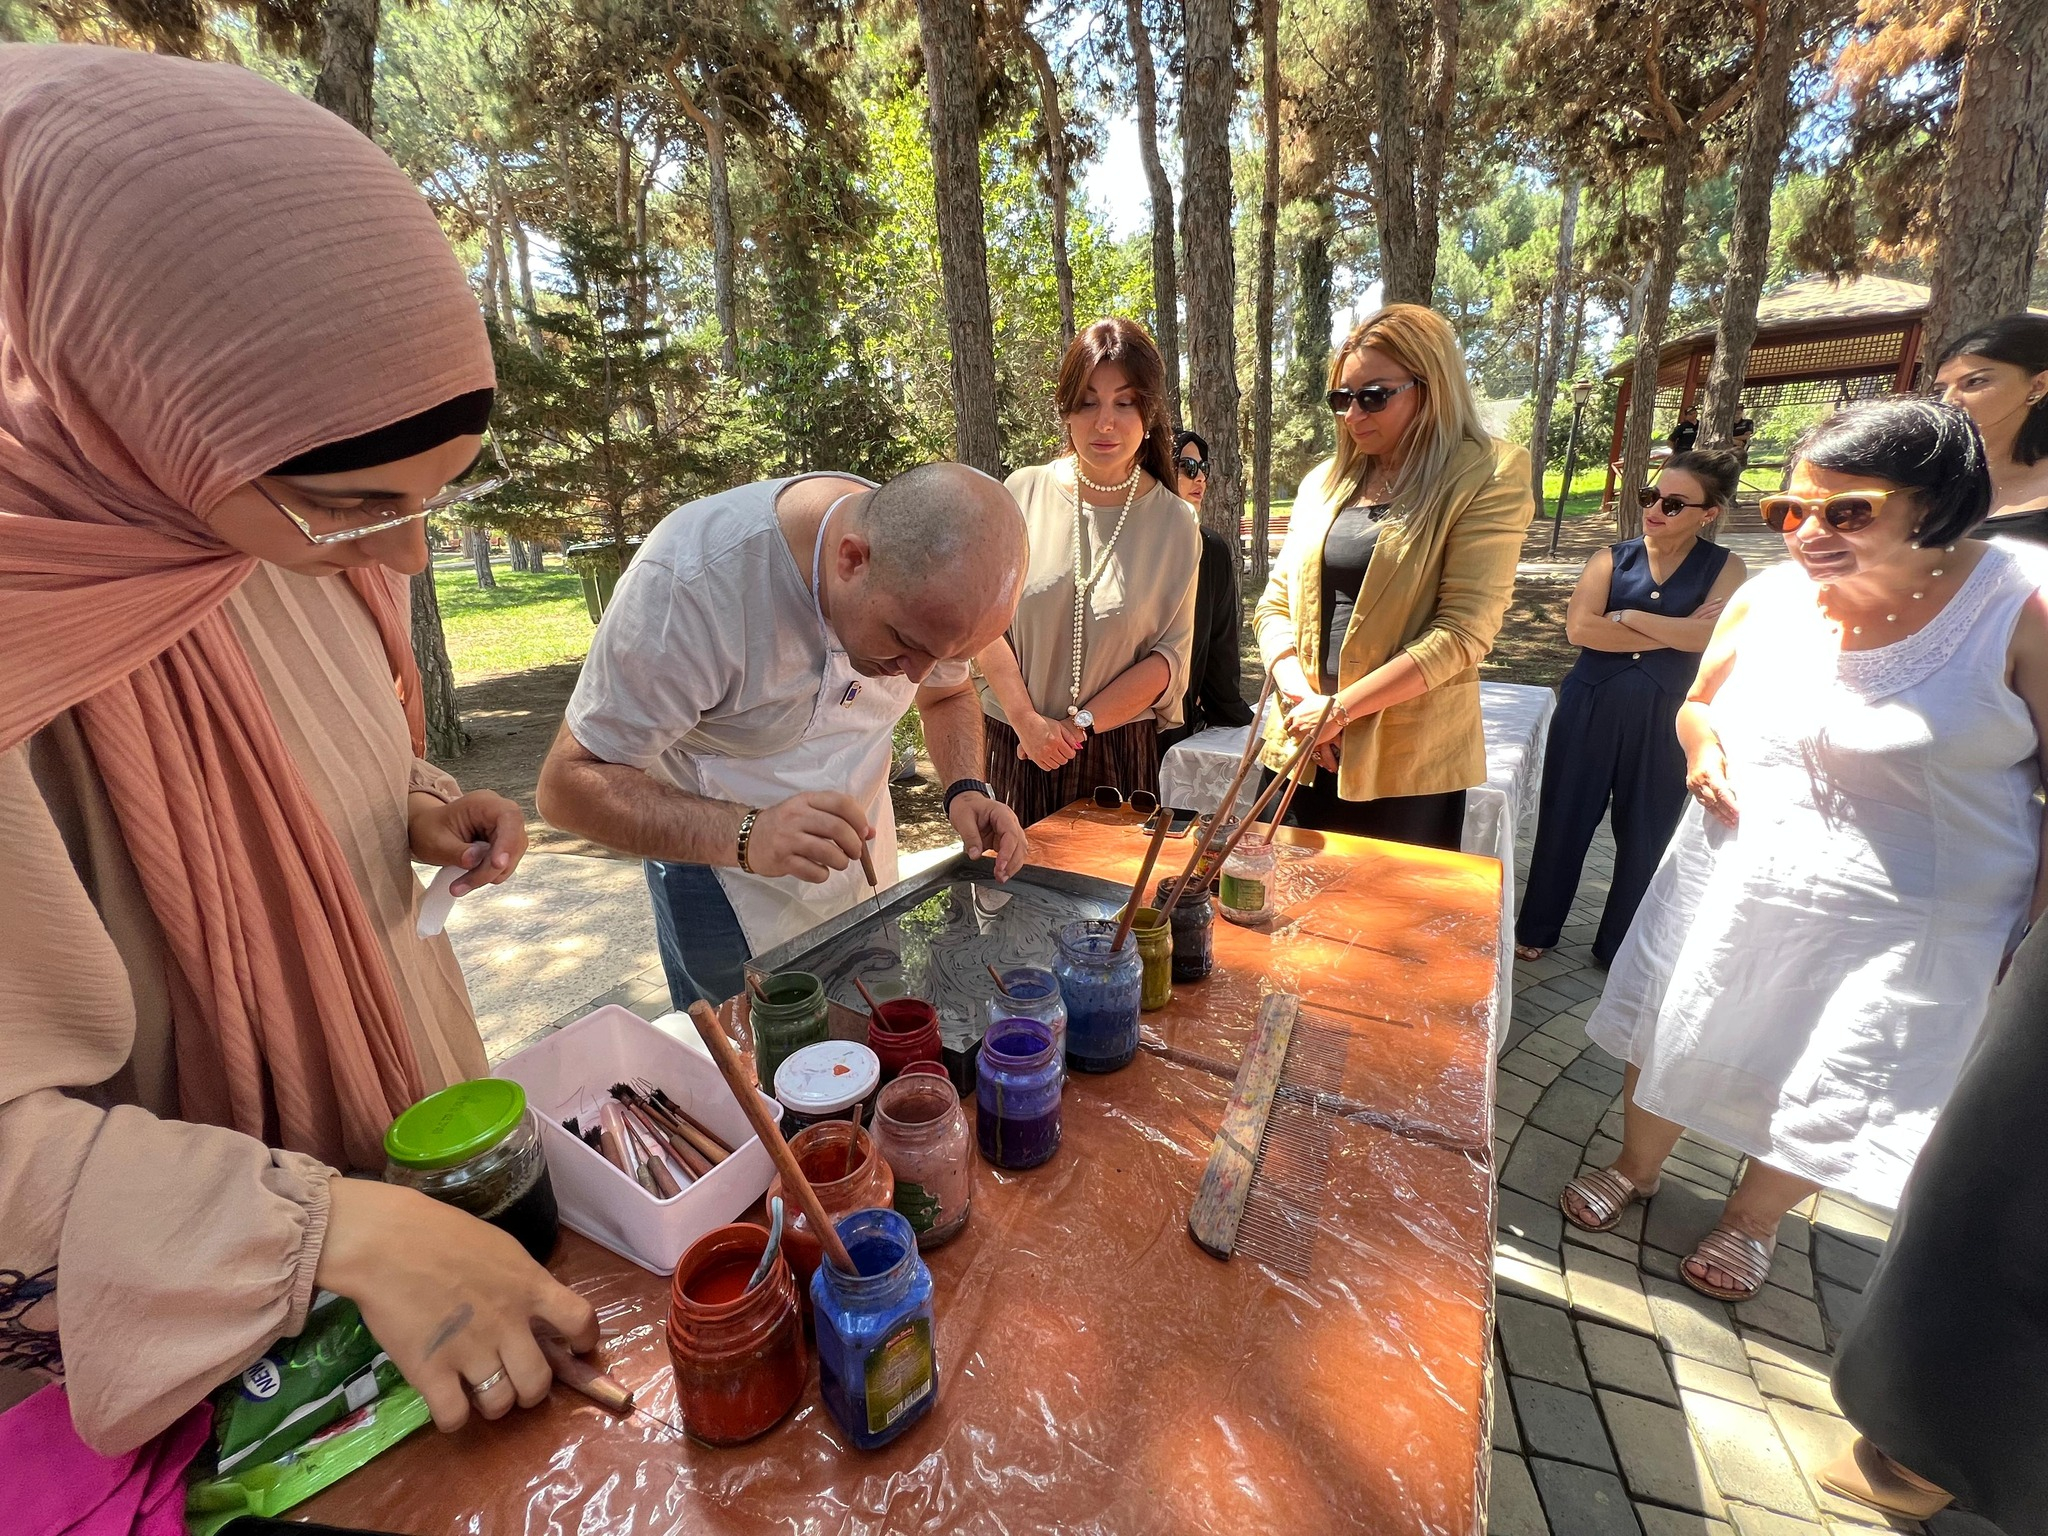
left=207, top=1291, right=388, bottom=1476
left=184, top=1383, right=430, bottom=1536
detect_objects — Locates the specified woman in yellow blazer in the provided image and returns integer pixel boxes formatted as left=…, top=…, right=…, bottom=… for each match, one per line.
left=1253, top=304, right=1534, bottom=847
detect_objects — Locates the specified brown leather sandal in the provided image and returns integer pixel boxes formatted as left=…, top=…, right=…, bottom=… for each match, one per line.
left=1818, top=1438, right=1953, bottom=1519
left=1558, top=1167, right=1659, bottom=1233
left=1682, top=1223, right=1776, bottom=1302
left=1514, top=945, right=1546, bottom=962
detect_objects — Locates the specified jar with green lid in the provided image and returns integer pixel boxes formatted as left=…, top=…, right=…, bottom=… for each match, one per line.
left=1132, top=907, right=1173, bottom=1011
left=748, top=971, right=829, bottom=1089
left=383, top=1079, right=558, bottom=1263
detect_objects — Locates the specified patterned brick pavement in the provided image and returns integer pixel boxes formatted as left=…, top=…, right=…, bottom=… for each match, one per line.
left=1488, top=821, right=2003, bottom=1536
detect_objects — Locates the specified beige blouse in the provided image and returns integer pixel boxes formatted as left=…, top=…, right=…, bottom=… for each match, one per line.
left=978, top=462, right=1202, bottom=730
left=0, top=563, right=485, bottom=1453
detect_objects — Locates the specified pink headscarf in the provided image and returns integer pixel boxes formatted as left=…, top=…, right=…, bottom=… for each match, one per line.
left=0, top=45, right=496, bottom=1168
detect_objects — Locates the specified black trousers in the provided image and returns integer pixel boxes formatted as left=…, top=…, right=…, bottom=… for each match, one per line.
left=1515, top=671, right=1688, bottom=964
left=1257, top=765, right=1466, bottom=851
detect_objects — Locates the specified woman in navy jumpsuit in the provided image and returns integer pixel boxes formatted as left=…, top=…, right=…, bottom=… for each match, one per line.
left=1515, top=451, right=1748, bottom=965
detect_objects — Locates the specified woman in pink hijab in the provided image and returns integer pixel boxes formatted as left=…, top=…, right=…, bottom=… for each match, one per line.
left=0, top=45, right=595, bottom=1454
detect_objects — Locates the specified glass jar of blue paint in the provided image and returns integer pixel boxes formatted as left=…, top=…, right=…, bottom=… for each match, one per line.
left=984, top=965, right=1067, bottom=1061
left=810, top=1207, right=938, bottom=1450
left=975, top=1017, right=1063, bottom=1169
left=1053, top=918, right=1142, bottom=1073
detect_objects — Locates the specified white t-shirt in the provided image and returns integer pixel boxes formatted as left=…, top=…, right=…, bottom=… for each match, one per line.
left=564, top=474, right=967, bottom=796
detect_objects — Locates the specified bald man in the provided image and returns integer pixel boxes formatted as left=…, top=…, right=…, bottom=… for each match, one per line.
left=538, top=465, right=1032, bottom=1007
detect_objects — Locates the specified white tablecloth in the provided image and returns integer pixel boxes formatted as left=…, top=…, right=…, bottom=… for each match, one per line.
left=1158, top=681, right=1556, bottom=1038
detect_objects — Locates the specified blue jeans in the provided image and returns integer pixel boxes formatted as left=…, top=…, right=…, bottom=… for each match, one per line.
left=644, top=860, right=754, bottom=1009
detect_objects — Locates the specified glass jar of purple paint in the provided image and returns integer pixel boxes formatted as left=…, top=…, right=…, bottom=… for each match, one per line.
left=1053, top=918, right=1142, bottom=1073
left=975, top=1018, right=1062, bottom=1169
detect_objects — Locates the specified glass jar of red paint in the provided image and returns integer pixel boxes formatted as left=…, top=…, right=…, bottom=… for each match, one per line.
left=666, top=1222, right=807, bottom=1446
left=867, top=997, right=943, bottom=1080
left=769, top=1120, right=896, bottom=1299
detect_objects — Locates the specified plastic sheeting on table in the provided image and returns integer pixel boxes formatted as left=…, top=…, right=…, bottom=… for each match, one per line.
left=302, top=807, right=1502, bottom=1536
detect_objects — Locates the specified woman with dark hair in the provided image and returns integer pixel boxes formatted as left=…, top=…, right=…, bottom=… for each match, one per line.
left=1158, top=429, right=1255, bottom=749
left=1936, top=312, right=2048, bottom=540
left=1561, top=398, right=2048, bottom=1304
left=1515, top=450, right=1748, bottom=965
left=974, top=318, right=1201, bottom=824
left=1252, top=304, right=1534, bottom=849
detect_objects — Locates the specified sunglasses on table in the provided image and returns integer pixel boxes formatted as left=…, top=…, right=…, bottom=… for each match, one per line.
left=1174, top=456, right=1209, bottom=480
left=1326, top=381, right=1417, bottom=415
left=1635, top=487, right=1716, bottom=516
left=1092, top=786, right=1159, bottom=815
left=256, top=473, right=512, bottom=546
left=1757, top=489, right=1902, bottom=534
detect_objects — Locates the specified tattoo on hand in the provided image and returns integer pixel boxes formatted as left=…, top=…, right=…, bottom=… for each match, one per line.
left=424, top=1303, right=474, bottom=1359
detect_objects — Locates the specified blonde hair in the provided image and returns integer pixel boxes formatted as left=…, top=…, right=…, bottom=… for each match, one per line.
left=1319, top=304, right=1489, bottom=515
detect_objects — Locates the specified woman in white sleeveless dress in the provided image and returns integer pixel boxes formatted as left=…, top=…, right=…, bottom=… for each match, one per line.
left=1560, top=399, right=2048, bottom=1302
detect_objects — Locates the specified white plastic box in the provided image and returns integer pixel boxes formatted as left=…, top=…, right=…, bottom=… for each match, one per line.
left=493, top=1005, right=780, bottom=1275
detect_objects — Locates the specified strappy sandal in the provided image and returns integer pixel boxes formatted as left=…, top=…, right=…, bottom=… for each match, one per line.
left=1558, top=1167, right=1659, bottom=1233
left=1682, top=1223, right=1776, bottom=1302
left=1818, top=1438, right=1953, bottom=1519
left=1514, top=945, right=1546, bottom=962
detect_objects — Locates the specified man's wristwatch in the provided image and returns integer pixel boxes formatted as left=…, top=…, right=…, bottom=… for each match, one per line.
left=943, top=778, right=993, bottom=816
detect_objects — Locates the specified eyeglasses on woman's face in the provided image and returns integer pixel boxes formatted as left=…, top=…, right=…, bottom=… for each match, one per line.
left=1758, top=488, right=1906, bottom=535
left=1174, top=455, right=1208, bottom=480
left=256, top=473, right=510, bottom=546
left=1326, top=381, right=1417, bottom=416
left=1636, top=487, right=1714, bottom=516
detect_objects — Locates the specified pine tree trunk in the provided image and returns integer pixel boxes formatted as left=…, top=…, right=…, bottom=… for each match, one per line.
left=1617, top=133, right=1694, bottom=539
left=486, top=157, right=516, bottom=324
left=916, top=0, right=1004, bottom=475
left=1701, top=0, right=1801, bottom=442
left=1924, top=0, right=2048, bottom=363
left=1412, top=0, right=1460, bottom=287
left=1126, top=0, right=1182, bottom=423
left=411, top=569, right=467, bottom=758
left=1363, top=0, right=1426, bottom=304
left=1250, top=0, right=1280, bottom=584
left=467, top=527, right=497, bottom=589
left=1294, top=195, right=1335, bottom=398
left=669, top=70, right=741, bottom=376
left=1529, top=176, right=1580, bottom=500
left=312, top=0, right=378, bottom=136
left=1021, top=30, right=1077, bottom=348
left=1182, top=0, right=1244, bottom=542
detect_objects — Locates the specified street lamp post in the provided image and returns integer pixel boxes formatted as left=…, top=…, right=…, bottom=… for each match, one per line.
left=1548, top=377, right=1595, bottom=558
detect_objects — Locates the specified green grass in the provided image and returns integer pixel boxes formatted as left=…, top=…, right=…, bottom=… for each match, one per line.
left=434, top=564, right=595, bottom=680
left=1537, top=464, right=1612, bottom=522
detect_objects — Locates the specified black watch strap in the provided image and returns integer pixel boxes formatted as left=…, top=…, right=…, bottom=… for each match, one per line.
left=943, top=778, right=993, bottom=815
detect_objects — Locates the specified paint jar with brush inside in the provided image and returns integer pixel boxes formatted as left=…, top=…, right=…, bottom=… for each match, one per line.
left=1132, top=907, right=1173, bottom=1011
left=382, top=1079, right=559, bottom=1264
left=866, top=998, right=942, bottom=1082
left=1218, top=840, right=1278, bottom=927
left=749, top=971, right=829, bottom=1090
left=1053, top=919, right=1142, bottom=1073
left=1153, top=875, right=1215, bottom=981
left=768, top=1120, right=895, bottom=1301
left=870, top=1070, right=972, bottom=1249
left=667, top=1222, right=807, bottom=1445
left=811, top=1207, right=939, bottom=1449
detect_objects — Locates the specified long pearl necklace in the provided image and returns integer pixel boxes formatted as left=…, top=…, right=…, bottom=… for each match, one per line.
left=1068, top=458, right=1142, bottom=718
left=1818, top=545, right=1955, bottom=636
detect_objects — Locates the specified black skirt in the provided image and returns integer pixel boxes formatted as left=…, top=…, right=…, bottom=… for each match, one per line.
left=986, top=716, right=1161, bottom=829
left=1258, top=764, right=1466, bottom=851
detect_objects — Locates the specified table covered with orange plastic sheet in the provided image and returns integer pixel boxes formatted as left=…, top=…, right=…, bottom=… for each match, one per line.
left=301, top=806, right=1504, bottom=1535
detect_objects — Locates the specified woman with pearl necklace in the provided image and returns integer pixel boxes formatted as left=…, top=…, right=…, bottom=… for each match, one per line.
left=973, top=318, right=1202, bottom=827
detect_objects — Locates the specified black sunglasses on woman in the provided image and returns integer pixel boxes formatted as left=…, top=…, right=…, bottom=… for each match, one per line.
left=1326, top=381, right=1417, bottom=415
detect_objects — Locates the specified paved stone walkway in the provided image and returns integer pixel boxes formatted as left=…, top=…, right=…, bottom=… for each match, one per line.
left=1488, top=821, right=2000, bottom=1536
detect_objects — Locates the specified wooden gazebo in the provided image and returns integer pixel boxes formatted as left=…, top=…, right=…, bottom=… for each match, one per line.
left=1602, top=276, right=1929, bottom=507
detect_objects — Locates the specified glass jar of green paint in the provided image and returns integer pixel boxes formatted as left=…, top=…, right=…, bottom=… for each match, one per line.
left=749, top=970, right=829, bottom=1089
